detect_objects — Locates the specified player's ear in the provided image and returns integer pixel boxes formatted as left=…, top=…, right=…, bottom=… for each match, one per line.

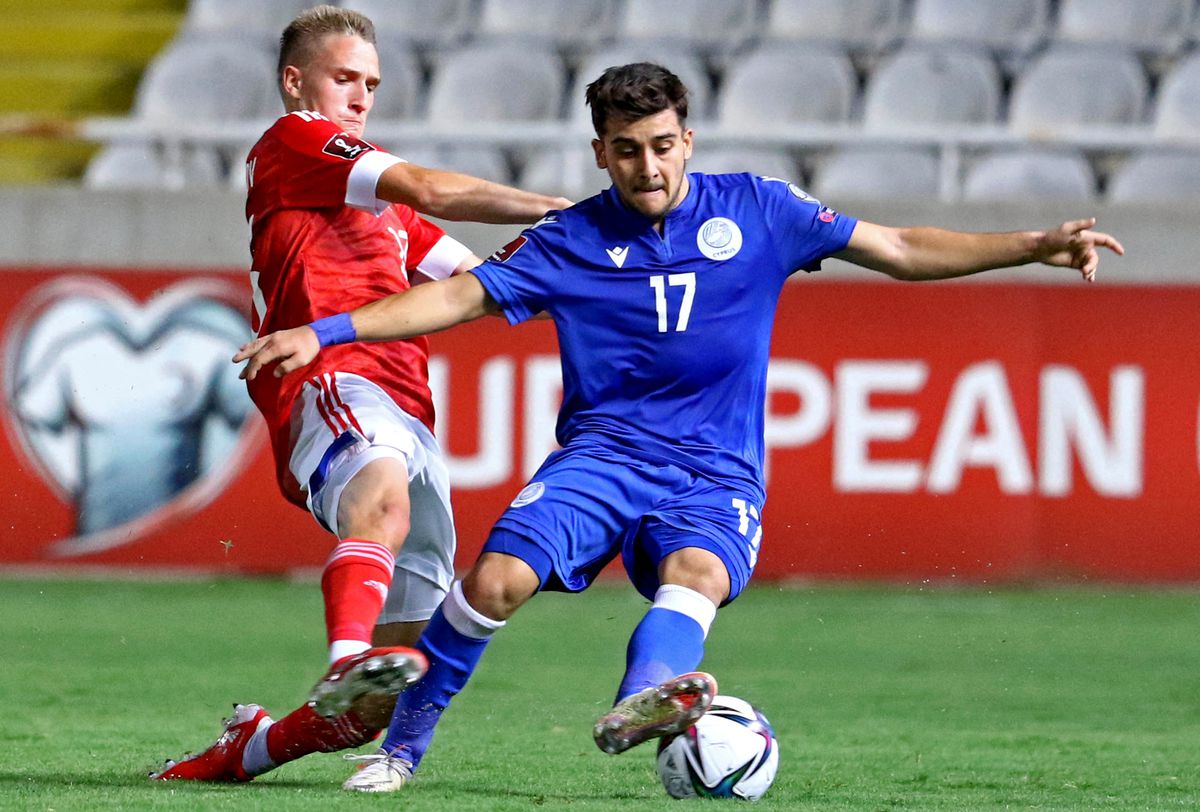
left=281, top=65, right=304, bottom=103
left=681, top=128, right=694, bottom=161
left=591, top=139, right=607, bottom=170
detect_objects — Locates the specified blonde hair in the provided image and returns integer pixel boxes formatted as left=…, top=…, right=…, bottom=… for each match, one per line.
left=278, top=5, right=376, bottom=81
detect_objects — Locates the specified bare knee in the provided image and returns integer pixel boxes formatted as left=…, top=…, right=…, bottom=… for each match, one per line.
left=461, top=553, right=541, bottom=621
left=658, top=548, right=730, bottom=607
left=336, top=458, right=411, bottom=553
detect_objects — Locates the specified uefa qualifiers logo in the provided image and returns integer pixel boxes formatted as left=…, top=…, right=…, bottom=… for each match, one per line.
left=2, top=276, right=259, bottom=557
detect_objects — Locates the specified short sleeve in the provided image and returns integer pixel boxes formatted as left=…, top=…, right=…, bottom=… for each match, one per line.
left=269, top=112, right=397, bottom=212
left=469, top=217, right=564, bottom=324
left=752, top=176, right=857, bottom=274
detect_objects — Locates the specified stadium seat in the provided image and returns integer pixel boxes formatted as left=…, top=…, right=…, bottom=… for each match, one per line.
left=183, top=0, right=317, bottom=35
left=717, top=46, right=857, bottom=127
left=474, top=0, right=618, bottom=51
left=570, top=46, right=713, bottom=124
left=134, top=36, right=279, bottom=123
left=1154, top=53, right=1200, bottom=138
left=686, top=147, right=799, bottom=180
left=761, top=0, right=905, bottom=52
left=1107, top=150, right=1200, bottom=203
left=1008, top=47, right=1148, bottom=134
left=616, top=0, right=759, bottom=54
left=810, top=146, right=942, bottom=202
left=962, top=149, right=1096, bottom=202
left=908, top=0, right=1049, bottom=55
left=519, top=146, right=612, bottom=199
left=425, top=45, right=564, bottom=124
left=361, top=39, right=423, bottom=121
left=862, top=46, right=1002, bottom=129
left=338, top=0, right=476, bottom=51
left=84, top=143, right=225, bottom=190
left=1055, top=0, right=1192, bottom=55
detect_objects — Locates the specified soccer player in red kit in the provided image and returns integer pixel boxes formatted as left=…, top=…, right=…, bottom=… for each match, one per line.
left=153, top=5, right=568, bottom=782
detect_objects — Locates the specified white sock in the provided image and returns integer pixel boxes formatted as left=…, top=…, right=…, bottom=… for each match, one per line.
left=442, top=581, right=506, bottom=640
left=653, top=584, right=717, bottom=639
left=240, top=717, right=276, bottom=777
left=328, top=639, right=370, bottom=664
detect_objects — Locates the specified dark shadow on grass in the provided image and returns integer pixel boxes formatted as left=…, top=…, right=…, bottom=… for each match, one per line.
left=429, top=776, right=652, bottom=803
left=0, top=771, right=343, bottom=792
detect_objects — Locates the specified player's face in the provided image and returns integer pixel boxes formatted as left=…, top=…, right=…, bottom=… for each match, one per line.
left=593, top=108, right=693, bottom=226
left=282, top=34, right=380, bottom=137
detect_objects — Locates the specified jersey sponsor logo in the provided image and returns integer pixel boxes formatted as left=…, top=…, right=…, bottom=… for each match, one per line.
left=696, top=217, right=743, bottom=261
left=491, top=235, right=528, bottom=263
left=510, top=481, right=545, bottom=507
left=818, top=206, right=838, bottom=223
left=322, top=133, right=373, bottom=161
left=605, top=245, right=629, bottom=268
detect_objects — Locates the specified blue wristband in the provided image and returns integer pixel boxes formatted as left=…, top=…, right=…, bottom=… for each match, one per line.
left=309, top=313, right=357, bottom=347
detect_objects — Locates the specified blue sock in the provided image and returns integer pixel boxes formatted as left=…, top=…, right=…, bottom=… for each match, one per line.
left=615, top=607, right=706, bottom=703
left=381, top=603, right=494, bottom=766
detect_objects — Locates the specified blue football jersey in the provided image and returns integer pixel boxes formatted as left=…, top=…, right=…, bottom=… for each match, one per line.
left=471, top=172, right=857, bottom=497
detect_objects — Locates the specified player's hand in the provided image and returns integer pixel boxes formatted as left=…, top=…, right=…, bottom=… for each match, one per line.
left=1033, top=218, right=1125, bottom=283
left=233, top=326, right=320, bottom=380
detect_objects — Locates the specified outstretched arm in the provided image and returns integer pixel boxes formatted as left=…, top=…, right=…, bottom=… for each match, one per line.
left=234, top=271, right=499, bottom=380
left=835, top=217, right=1124, bottom=282
left=378, top=163, right=571, bottom=224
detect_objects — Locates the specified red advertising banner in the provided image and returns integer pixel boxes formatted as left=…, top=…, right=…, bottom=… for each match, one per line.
left=2, top=267, right=1198, bottom=582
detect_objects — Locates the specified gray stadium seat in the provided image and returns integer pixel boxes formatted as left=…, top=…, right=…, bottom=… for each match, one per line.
left=909, top=0, right=1049, bottom=54
left=761, top=0, right=905, bottom=51
left=1008, top=47, right=1148, bottom=134
left=717, top=46, right=857, bottom=127
left=183, top=0, right=317, bottom=35
left=362, top=39, right=423, bottom=121
left=1107, top=150, right=1200, bottom=203
left=862, top=46, right=1002, bottom=129
left=616, top=0, right=759, bottom=53
left=519, top=146, right=612, bottom=199
left=1055, top=0, right=1192, bottom=54
left=338, top=0, right=475, bottom=51
left=1155, top=53, right=1200, bottom=138
left=811, top=146, right=941, bottom=202
left=426, top=45, right=564, bottom=124
left=570, top=47, right=713, bottom=124
left=474, top=0, right=618, bottom=50
left=84, top=143, right=225, bottom=190
left=134, top=37, right=278, bottom=123
left=962, top=149, right=1096, bottom=202
left=686, top=148, right=799, bottom=180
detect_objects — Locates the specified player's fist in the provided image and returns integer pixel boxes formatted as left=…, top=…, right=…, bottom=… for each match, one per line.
left=233, top=326, right=321, bottom=380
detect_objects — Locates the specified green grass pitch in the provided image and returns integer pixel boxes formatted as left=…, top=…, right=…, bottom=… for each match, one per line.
left=2, top=576, right=1199, bottom=810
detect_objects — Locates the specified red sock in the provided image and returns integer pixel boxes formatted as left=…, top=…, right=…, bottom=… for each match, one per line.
left=265, top=704, right=380, bottom=764
left=321, top=539, right=395, bottom=649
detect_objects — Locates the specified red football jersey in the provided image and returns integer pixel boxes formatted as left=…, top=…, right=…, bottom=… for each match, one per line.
left=245, top=111, right=468, bottom=505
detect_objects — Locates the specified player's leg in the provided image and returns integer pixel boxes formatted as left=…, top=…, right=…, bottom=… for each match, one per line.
left=594, top=488, right=761, bottom=754
left=342, top=548, right=542, bottom=792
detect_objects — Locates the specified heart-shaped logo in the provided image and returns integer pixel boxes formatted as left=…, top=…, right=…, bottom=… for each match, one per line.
left=3, top=276, right=257, bottom=557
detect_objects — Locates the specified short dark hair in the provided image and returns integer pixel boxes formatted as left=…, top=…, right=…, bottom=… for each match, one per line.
left=278, top=5, right=375, bottom=82
left=585, top=63, right=689, bottom=137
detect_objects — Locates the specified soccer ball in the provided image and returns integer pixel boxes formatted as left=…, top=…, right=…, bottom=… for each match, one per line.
left=655, top=695, right=779, bottom=801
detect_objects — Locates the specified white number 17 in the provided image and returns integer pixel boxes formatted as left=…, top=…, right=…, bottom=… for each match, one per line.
left=649, top=272, right=695, bottom=333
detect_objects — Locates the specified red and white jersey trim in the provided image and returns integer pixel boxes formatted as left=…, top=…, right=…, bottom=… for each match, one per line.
left=346, top=150, right=405, bottom=215
left=415, top=235, right=474, bottom=281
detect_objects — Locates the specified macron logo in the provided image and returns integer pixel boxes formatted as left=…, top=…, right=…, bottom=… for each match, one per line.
left=606, top=246, right=629, bottom=268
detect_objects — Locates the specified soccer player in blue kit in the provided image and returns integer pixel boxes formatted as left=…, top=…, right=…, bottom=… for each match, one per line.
left=235, top=63, right=1124, bottom=792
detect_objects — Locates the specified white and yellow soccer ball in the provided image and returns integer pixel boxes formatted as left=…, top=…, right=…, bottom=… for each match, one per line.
left=655, top=695, right=779, bottom=801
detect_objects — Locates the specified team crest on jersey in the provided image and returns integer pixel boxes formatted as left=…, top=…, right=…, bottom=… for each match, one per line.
left=510, top=482, right=545, bottom=507
left=696, top=217, right=743, bottom=261
left=322, top=133, right=373, bottom=161
left=491, top=235, right=528, bottom=262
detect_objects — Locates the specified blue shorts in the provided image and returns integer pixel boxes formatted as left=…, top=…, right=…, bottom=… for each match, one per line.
left=482, top=441, right=763, bottom=604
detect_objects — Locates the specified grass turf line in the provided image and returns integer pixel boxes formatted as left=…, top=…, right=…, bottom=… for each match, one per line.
left=1, top=577, right=1198, bottom=810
